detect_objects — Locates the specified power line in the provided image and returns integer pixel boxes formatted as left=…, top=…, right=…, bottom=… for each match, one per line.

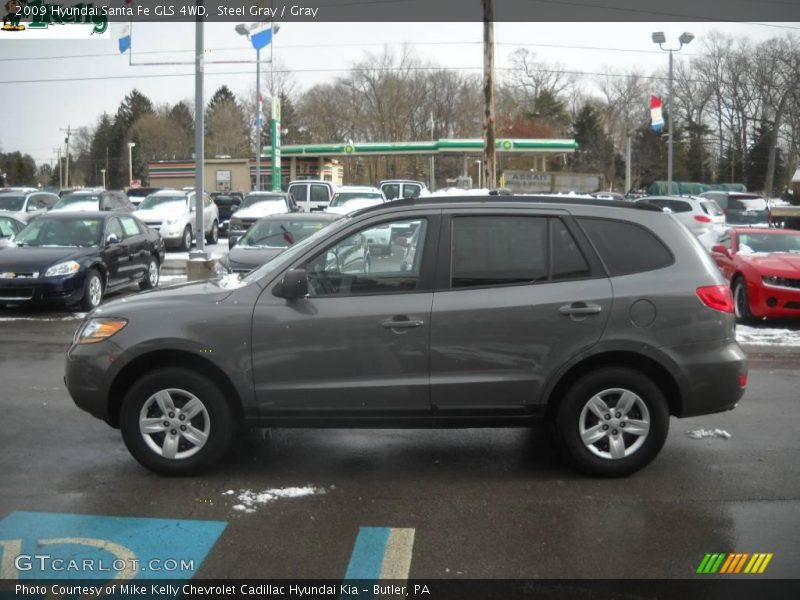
left=0, top=64, right=713, bottom=85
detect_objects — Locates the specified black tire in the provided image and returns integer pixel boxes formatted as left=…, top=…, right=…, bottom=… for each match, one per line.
left=139, top=256, right=160, bottom=290
left=79, top=269, right=104, bottom=311
left=120, top=368, right=235, bottom=475
left=733, top=277, right=757, bottom=325
left=206, top=220, right=219, bottom=245
left=179, top=226, right=192, bottom=252
left=553, top=367, right=669, bottom=477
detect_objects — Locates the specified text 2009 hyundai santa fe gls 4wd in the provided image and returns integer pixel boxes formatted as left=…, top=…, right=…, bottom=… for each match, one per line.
left=65, top=196, right=747, bottom=477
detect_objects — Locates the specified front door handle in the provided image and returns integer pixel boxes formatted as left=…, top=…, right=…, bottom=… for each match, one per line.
left=559, top=302, right=602, bottom=316
left=381, top=318, right=425, bottom=330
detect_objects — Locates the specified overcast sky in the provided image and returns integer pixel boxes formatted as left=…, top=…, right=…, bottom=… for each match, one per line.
left=0, top=21, right=796, bottom=166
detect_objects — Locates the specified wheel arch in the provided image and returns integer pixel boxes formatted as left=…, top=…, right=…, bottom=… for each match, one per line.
left=543, top=351, right=683, bottom=420
left=106, top=349, right=244, bottom=428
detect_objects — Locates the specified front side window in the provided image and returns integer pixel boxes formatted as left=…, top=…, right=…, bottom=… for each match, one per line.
left=451, top=216, right=547, bottom=288
left=382, top=184, right=400, bottom=200
left=402, top=184, right=422, bottom=199
left=106, top=217, right=124, bottom=240
left=306, top=219, right=427, bottom=296
left=0, top=217, right=17, bottom=237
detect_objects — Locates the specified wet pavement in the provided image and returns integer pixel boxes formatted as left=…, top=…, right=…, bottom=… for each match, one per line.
left=1, top=310, right=798, bottom=581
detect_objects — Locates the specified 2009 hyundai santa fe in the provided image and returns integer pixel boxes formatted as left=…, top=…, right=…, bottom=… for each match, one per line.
left=65, top=196, right=747, bottom=477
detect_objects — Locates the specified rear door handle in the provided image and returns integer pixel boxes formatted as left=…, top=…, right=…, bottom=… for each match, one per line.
left=559, top=302, right=602, bottom=316
left=381, top=318, right=425, bottom=330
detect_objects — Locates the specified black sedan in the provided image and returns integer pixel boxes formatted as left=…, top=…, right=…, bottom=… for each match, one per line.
left=0, top=212, right=165, bottom=310
left=0, top=214, right=25, bottom=248
left=219, top=212, right=340, bottom=274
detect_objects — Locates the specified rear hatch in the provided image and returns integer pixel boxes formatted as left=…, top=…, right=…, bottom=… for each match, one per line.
left=726, top=195, right=769, bottom=226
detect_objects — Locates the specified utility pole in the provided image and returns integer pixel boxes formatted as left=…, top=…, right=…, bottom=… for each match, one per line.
left=482, top=0, right=497, bottom=190
left=429, top=111, right=435, bottom=191
left=625, top=133, right=632, bottom=193
left=56, top=147, right=63, bottom=188
left=60, top=125, right=71, bottom=188
left=192, top=9, right=206, bottom=258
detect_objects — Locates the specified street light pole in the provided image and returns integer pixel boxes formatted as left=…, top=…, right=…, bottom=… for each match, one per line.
left=255, top=46, right=261, bottom=191
left=127, top=142, right=135, bottom=187
left=100, top=168, right=106, bottom=189
left=652, top=31, right=694, bottom=196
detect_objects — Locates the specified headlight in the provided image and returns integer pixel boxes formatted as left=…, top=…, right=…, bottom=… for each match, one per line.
left=45, top=260, right=80, bottom=277
left=763, top=275, right=794, bottom=287
left=163, top=218, right=180, bottom=227
left=230, top=218, right=242, bottom=230
left=75, top=318, right=127, bottom=345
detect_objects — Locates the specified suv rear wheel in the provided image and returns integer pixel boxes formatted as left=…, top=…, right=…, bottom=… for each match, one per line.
left=120, top=368, right=234, bottom=475
left=553, top=367, right=669, bottom=477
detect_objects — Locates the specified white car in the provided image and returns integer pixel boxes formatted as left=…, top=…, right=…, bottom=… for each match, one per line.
left=638, top=196, right=725, bottom=245
left=50, top=190, right=136, bottom=214
left=228, top=192, right=297, bottom=237
left=135, top=189, right=219, bottom=250
left=0, top=190, right=59, bottom=223
left=326, top=187, right=387, bottom=216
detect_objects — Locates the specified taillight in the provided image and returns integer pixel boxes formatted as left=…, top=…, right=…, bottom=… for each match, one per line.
left=696, top=285, right=734, bottom=313
left=694, top=215, right=712, bottom=223
left=739, top=373, right=748, bottom=388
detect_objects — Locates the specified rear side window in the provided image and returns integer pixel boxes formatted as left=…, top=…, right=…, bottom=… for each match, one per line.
left=670, top=200, right=692, bottom=213
left=310, top=185, right=330, bottom=203
left=382, top=184, right=400, bottom=200
left=402, top=184, right=422, bottom=199
left=289, top=185, right=308, bottom=203
left=700, top=201, right=722, bottom=216
left=577, top=218, right=672, bottom=276
left=551, top=219, right=590, bottom=280
left=451, top=216, right=547, bottom=287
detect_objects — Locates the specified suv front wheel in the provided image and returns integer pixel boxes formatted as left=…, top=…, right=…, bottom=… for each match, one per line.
left=120, top=368, right=234, bottom=475
left=553, top=367, right=669, bottom=477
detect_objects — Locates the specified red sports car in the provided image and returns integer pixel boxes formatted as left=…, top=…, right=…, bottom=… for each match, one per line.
left=711, top=228, right=800, bottom=323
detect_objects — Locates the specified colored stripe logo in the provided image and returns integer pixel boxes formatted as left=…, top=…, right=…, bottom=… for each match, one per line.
left=697, top=552, right=773, bottom=574
left=342, top=527, right=415, bottom=599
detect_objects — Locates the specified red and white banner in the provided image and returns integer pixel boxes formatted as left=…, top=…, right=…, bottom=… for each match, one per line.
left=651, top=96, right=665, bottom=132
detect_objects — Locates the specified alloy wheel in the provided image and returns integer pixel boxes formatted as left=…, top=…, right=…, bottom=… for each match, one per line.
left=578, top=388, right=651, bottom=460
left=138, top=388, right=210, bottom=460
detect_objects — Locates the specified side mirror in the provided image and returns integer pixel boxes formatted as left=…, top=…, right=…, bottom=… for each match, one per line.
left=274, top=268, right=308, bottom=300
left=711, top=244, right=730, bottom=257
left=228, top=234, right=241, bottom=250
left=106, top=233, right=120, bottom=246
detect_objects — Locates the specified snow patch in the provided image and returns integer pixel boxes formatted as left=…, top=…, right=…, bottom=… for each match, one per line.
left=224, top=486, right=325, bottom=513
left=736, top=325, right=800, bottom=347
left=687, top=429, right=731, bottom=440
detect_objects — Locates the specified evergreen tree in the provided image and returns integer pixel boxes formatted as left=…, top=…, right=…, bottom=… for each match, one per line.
left=570, top=103, right=614, bottom=181
left=747, top=126, right=784, bottom=193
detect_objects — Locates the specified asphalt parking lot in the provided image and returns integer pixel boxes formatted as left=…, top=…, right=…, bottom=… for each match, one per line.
left=1, top=266, right=799, bottom=581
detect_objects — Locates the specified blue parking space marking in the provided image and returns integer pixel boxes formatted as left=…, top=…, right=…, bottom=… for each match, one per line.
left=0, top=511, right=226, bottom=580
left=343, top=527, right=391, bottom=580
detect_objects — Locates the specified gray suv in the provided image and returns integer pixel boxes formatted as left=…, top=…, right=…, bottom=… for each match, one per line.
left=65, top=196, right=747, bottom=477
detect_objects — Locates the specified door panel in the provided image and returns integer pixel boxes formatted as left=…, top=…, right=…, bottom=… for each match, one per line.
left=430, top=279, right=612, bottom=409
left=252, top=293, right=433, bottom=411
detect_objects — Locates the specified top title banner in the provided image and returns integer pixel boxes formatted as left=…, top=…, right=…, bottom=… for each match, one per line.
left=6, top=0, right=800, bottom=25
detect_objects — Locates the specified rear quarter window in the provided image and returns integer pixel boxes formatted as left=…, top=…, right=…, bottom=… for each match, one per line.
left=577, top=217, right=673, bottom=276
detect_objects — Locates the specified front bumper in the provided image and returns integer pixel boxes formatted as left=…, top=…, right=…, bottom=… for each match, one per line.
left=64, top=337, right=124, bottom=423
left=0, top=273, right=87, bottom=306
left=747, top=280, right=800, bottom=319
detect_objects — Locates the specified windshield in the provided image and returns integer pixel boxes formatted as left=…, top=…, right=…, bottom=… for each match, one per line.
left=242, top=217, right=349, bottom=284
left=241, top=195, right=287, bottom=210
left=0, top=195, right=25, bottom=211
left=239, top=218, right=332, bottom=248
left=52, top=194, right=99, bottom=209
left=138, top=195, right=188, bottom=210
left=330, top=192, right=383, bottom=207
left=15, top=217, right=102, bottom=248
left=738, top=233, right=800, bottom=254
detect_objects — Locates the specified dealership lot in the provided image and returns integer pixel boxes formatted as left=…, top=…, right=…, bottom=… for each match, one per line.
left=1, top=302, right=799, bottom=579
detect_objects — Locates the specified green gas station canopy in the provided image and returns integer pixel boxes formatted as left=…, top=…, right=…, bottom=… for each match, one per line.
left=272, top=138, right=578, bottom=157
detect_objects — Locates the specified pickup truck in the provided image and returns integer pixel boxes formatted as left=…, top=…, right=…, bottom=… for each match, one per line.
left=769, top=201, right=800, bottom=230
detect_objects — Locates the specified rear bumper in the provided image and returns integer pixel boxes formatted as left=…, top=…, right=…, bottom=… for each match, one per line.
left=666, top=339, right=747, bottom=417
